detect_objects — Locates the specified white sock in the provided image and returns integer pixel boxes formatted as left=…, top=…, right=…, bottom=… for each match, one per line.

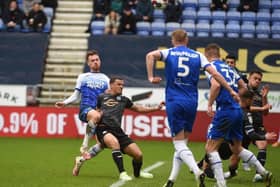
left=82, top=125, right=94, bottom=147
left=168, top=151, right=183, bottom=181
left=88, top=120, right=97, bottom=128
left=238, top=148, right=266, bottom=175
left=173, top=140, right=200, bottom=175
left=88, top=143, right=103, bottom=157
left=208, top=151, right=225, bottom=184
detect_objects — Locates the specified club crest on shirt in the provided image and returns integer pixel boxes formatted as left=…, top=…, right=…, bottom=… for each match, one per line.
left=104, top=99, right=118, bottom=107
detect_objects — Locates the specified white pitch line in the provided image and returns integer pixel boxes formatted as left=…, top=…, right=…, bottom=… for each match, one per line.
left=109, top=161, right=165, bottom=187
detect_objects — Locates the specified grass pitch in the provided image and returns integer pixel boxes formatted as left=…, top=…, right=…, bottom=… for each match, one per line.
left=0, top=137, right=279, bottom=187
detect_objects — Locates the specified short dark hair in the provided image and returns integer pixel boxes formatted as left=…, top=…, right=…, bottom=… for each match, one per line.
left=110, top=76, right=123, bottom=84
left=249, top=70, right=263, bottom=77
left=225, top=54, right=236, bottom=60
left=86, top=50, right=99, bottom=59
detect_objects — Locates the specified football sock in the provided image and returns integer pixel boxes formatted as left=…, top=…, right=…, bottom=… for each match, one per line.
left=81, top=125, right=94, bottom=147
left=228, top=165, right=238, bottom=176
left=168, top=151, right=183, bottom=181
left=208, top=151, right=225, bottom=183
left=173, top=140, right=200, bottom=175
left=257, top=149, right=266, bottom=166
left=239, top=148, right=266, bottom=175
left=112, top=149, right=125, bottom=173
left=88, top=143, right=103, bottom=158
left=132, top=159, right=142, bottom=177
left=88, top=120, right=97, bottom=128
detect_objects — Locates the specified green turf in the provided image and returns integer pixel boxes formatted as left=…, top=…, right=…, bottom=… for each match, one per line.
left=0, top=137, right=279, bottom=187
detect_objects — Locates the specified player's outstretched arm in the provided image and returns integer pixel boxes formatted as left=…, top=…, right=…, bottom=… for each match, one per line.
left=55, top=90, right=80, bottom=108
left=130, top=102, right=165, bottom=113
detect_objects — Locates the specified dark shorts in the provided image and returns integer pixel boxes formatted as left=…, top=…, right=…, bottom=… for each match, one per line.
left=96, top=124, right=134, bottom=152
left=242, top=124, right=266, bottom=148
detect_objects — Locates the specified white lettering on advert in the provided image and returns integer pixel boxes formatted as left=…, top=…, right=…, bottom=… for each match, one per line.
left=46, top=113, right=67, bottom=135
left=122, top=114, right=171, bottom=138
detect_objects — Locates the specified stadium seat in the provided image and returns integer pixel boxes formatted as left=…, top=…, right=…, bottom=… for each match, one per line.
left=211, top=22, right=225, bottom=38
left=271, top=23, right=280, bottom=38
left=17, top=0, right=23, bottom=10
left=241, top=12, right=256, bottom=24
left=255, top=24, right=270, bottom=39
left=42, top=7, right=54, bottom=33
left=197, top=9, right=211, bottom=22
left=43, top=7, right=54, bottom=18
left=136, top=21, right=151, bottom=36
left=43, top=17, right=52, bottom=33
left=198, top=0, right=211, bottom=8
left=271, top=12, right=280, bottom=24
left=181, top=22, right=195, bottom=37
left=272, top=0, right=280, bottom=10
left=182, top=19, right=195, bottom=24
left=226, top=23, right=240, bottom=38
left=166, top=22, right=181, bottom=36
left=153, top=9, right=165, bottom=22
left=182, top=0, right=198, bottom=10
left=227, top=11, right=241, bottom=24
left=259, top=0, right=271, bottom=11
left=212, top=11, right=226, bottom=24
left=256, top=12, right=271, bottom=23
left=91, top=21, right=105, bottom=35
left=228, top=0, right=240, bottom=9
left=196, top=21, right=210, bottom=37
left=0, top=18, right=3, bottom=31
left=182, top=8, right=196, bottom=22
left=241, top=23, right=255, bottom=38
left=151, top=22, right=165, bottom=36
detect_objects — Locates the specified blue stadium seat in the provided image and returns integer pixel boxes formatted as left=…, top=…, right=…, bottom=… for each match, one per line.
left=211, top=22, right=225, bottom=38
left=166, top=22, right=181, bottom=36
left=153, top=9, right=165, bottom=22
left=256, top=12, right=271, bottom=23
left=183, top=0, right=198, bottom=10
left=272, top=0, right=280, bottom=10
left=197, top=9, right=211, bottom=22
left=91, top=21, right=105, bottom=35
left=0, top=18, right=4, bottom=31
left=271, top=23, right=280, bottom=38
left=136, top=21, right=151, bottom=36
left=42, top=7, right=54, bottom=33
left=271, top=12, right=280, bottom=24
left=241, top=12, right=256, bottom=24
left=259, top=0, right=271, bottom=11
left=182, top=8, right=196, bottom=22
left=151, top=22, right=166, bottom=36
left=241, top=23, right=255, bottom=38
left=43, top=17, right=52, bottom=33
left=256, top=23, right=270, bottom=39
left=212, top=11, right=226, bottom=23
left=182, top=19, right=195, bottom=24
left=17, top=0, right=23, bottom=10
left=228, top=0, right=240, bottom=9
left=226, top=23, right=240, bottom=38
left=43, top=7, right=54, bottom=18
left=227, top=11, right=241, bottom=24
left=196, top=21, right=210, bottom=37
left=198, top=0, right=211, bottom=8
left=181, top=22, right=196, bottom=37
